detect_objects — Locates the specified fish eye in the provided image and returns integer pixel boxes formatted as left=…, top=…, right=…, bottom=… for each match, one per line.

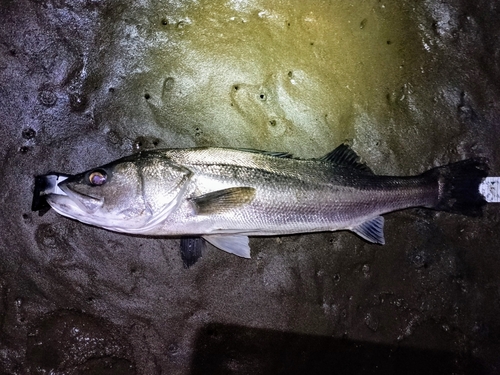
left=88, top=170, right=107, bottom=186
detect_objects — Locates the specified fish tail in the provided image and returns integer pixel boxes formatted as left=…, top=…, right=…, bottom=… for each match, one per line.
left=425, top=157, right=489, bottom=216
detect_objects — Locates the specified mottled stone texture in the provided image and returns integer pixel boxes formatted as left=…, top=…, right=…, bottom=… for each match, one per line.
left=1, top=0, right=499, bottom=374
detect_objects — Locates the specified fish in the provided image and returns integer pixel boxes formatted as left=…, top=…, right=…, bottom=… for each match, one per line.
left=32, top=144, right=488, bottom=267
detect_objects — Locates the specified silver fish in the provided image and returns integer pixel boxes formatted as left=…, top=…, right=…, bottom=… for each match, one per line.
left=34, top=144, right=488, bottom=267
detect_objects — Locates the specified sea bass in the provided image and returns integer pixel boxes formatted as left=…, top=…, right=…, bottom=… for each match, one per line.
left=33, top=144, right=488, bottom=267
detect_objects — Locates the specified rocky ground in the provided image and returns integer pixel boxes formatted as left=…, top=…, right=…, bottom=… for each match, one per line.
left=1, top=0, right=499, bottom=373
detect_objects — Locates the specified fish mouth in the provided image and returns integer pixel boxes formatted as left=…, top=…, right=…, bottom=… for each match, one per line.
left=32, top=173, right=71, bottom=213
left=32, top=173, right=104, bottom=215
left=58, top=182, right=104, bottom=214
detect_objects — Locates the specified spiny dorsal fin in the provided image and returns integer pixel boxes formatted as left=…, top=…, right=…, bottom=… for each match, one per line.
left=321, top=144, right=373, bottom=174
left=238, top=148, right=293, bottom=158
left=191, top=187, right=256, bottom=215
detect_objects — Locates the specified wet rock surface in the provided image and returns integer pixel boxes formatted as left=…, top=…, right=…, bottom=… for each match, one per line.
left=26, top=310, right=135, bottom=374
left=1, top=0, right=500, bottom=374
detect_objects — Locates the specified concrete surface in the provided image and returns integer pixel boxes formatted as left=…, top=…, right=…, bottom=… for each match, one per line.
left=1, top=0, right=499, bottom=373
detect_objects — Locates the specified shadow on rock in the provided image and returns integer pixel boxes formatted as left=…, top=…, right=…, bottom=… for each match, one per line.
left=189, top=323, right=485, bottom=375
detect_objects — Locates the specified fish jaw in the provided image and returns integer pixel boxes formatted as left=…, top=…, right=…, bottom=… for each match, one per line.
left=46, top=194, right=99, bottom=225
left=43, top=174, right=152, bottom=232
left=58, top=182, right=104, bottom=214
left=43, top=182, right=114, bottom=229
left=46, top=193, right=151, bottom=231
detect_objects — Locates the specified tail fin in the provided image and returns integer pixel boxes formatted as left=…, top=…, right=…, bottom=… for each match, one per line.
left=425, top=158, right=489, bottom=216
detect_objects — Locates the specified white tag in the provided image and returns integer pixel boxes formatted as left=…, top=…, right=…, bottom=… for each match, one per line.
left=479, top=177, right=500, bottom=203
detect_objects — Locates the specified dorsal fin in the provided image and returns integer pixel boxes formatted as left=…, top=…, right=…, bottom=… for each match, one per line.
left=321, top=144, right=373, bottom=174
left=238, top=148, right=293, bottom=158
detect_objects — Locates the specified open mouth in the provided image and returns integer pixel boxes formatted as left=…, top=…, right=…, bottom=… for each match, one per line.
left=32, top=173, right=104, bottom=214
left=58, top=182, right=104, bottom=213
left=32, top=173, right=70, bottom=213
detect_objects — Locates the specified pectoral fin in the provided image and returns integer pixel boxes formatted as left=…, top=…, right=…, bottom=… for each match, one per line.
left=202, top=235, right=250, bottom=258
left=191, top=187, right=256, bottom=215
left=350, top=216, right=385, bottom=244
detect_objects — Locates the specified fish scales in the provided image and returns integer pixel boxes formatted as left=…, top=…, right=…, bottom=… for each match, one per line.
left=154, top=148, right=437, bottom=234
left=34, top=144, right=488, bottom=265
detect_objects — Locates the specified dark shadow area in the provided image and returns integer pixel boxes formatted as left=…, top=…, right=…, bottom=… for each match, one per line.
left=190, top=323, right=485, bottom=375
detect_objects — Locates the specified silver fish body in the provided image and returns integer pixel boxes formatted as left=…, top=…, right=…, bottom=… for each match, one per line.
left=36, top=144, right=488, bottom=262
left=144, top=148, right=436, bottom=236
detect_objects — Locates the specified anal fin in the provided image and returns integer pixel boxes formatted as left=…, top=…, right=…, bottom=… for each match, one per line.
left=203, top=235, right=250, bottom=258
left=350, top=216, right=385, bottom=245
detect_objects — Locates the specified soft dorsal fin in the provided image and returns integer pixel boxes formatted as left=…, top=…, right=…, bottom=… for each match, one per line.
left=321, top=144, right=373, bottom=174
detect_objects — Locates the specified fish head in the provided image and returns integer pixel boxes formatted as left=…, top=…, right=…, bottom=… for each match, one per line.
left=45, top=152, right=192, bottom=232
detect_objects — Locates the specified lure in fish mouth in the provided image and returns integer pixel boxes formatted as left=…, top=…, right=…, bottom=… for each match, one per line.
left=32, top=144, right=489, bottom=268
